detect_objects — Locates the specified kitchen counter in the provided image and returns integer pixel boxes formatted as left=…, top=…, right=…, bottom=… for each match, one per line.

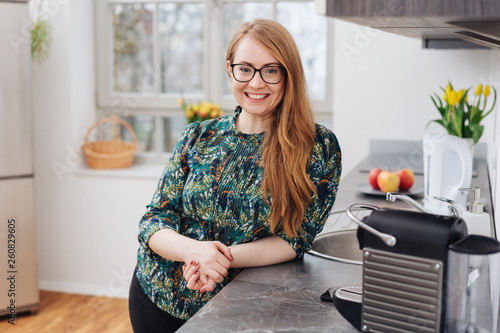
left=177, top=156, right=495, bottom=332
left=178, top=254, right=362, bottom=332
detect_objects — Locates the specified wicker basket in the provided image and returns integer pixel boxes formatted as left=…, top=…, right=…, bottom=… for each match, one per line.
left=82, top=117, right=138, bottom=169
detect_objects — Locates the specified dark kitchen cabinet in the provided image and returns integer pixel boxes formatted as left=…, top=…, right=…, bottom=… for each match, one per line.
left=316, top=0, right=500, bottom=48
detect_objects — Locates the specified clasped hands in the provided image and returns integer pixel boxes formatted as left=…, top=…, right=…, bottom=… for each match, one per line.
left=181, top=241, right=233, bottom=294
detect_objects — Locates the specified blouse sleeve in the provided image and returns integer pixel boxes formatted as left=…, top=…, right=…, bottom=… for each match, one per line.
left=276, top=128, right=342, bottom=259
left=137, top=122, right=201, bottom=248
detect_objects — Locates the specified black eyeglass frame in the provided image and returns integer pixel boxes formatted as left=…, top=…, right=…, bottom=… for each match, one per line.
left=230, top=64, right=285, bottom=84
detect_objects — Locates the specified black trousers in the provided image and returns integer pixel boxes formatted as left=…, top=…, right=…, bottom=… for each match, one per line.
left=128, top=271, right=186, bottom=333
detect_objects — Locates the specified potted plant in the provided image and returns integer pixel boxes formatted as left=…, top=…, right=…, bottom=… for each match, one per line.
left=429, top=82, right=496, bottom=145
left=178, top=98, right=223, bottom=125
left=423, top=81, right=497, bottom=213
left=31, top=0, right=52, bottom=65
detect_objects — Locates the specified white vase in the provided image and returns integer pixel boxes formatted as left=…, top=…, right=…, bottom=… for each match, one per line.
left=422, top=133, right=474, bottom=215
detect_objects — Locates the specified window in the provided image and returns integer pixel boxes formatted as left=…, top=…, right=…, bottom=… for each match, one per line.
left=96, top=0, right=333, bottom=160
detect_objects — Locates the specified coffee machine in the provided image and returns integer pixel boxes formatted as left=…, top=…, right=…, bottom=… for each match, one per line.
left=328, top=203, right=500, bottom=333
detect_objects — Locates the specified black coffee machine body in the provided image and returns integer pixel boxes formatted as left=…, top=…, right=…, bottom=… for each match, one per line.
left=331, top=203, right=475, bottom=333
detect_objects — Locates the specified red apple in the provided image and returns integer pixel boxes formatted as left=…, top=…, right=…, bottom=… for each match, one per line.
left=377, top=171, right=400, bottom=193
left=397, top=168, right=415, bottom=191
left=368, top=168, right=383, bottom=190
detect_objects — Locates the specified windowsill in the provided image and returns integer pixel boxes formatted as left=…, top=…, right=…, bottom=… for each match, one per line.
left=74, top=161, right=166, bottom=180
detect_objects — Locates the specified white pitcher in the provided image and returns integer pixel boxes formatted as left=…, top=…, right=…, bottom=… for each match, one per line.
left=422, top=133, right=473, bottom=215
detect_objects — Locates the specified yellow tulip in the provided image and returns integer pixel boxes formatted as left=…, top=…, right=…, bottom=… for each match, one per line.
left=484, top=85, right=491, bottom=97
left=446, top=84, right=452, bottom=97
left=474, top=84, right=482, bottom=96
left=184, top=101, right=222, bottom=121
left=457, top=89, right=465, bottom=103
left=442, top=91, right=447, bottom=102
left=177, top=98, right=184, bottom=107
left=199, top=108, right=209, bottom=118
left=200, top=105, right=209, bottom=115
left=448, top=90, right=459, bottom=105
left=210, top=109, right=219, bottom=118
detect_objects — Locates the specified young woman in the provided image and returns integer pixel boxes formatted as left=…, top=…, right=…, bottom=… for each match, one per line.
left=128, top=19, right=341, bottom=333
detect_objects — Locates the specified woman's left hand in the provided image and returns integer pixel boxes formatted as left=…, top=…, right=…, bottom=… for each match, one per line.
left=182, top=261, right=217, bottom=293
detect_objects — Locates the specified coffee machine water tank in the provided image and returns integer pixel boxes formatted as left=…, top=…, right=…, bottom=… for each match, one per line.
left=446, top=235, right=500, bottom=333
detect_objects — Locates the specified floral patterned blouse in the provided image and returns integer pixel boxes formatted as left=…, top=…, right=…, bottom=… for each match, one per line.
left=135, top=107, right=342, bottom=320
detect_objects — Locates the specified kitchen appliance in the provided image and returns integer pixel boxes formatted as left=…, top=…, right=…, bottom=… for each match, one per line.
left=446, top=235, right=500, bottom=333
left=422, top=132, right=473, bottom=215
left=0, top=0, right=40, bottom=318
left=327, top=203, right=500, bottom=333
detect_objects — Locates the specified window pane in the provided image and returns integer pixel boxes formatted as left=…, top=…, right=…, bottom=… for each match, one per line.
left=122, top=115, right=156, bottom=153
left=158, top=3, right=205, bottom=95
left=163, top=116, right=188, bottom=152
left=277, top=2, right=327, bottom=100
left=222, top=2, right=273, bottom=96
left=100, top=1, right=331, bottom=159
left=111, top=4, right=155, bottom=94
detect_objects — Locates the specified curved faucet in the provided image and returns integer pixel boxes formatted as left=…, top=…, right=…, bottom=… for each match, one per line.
left=432, top=196, right=466, bottom=217
left=386, top=192, right=462, bottom=217
left=386, top=192, right=429, bottom=213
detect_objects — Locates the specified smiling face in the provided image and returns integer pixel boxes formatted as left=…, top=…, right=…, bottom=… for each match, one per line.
left=226, top=36, right=285, bottom=124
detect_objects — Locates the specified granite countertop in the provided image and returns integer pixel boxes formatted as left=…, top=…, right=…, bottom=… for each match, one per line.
left=178, top=156, right=495, bottom=332
left=179, top=256, right=362, bottom=333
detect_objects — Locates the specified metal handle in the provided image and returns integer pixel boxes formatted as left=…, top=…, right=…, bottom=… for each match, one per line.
left=346, top=204, right=397, bottom=247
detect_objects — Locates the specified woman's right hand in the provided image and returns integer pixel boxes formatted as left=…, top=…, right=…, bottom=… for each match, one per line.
left=187, top=240, right=233, bottom=284
left=182, top=261, right=216, bottom=293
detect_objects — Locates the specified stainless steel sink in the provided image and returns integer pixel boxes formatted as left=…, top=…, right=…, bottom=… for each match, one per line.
left=307, top=209, right=369, bottom=265
left=308, top=229, right=363, bottom=265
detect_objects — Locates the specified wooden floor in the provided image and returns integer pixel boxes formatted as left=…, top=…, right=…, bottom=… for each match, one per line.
left=0, top=291, right=133, bottom=333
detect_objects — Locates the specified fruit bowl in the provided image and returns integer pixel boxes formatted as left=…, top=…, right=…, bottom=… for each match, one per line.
left=355, top=183, right=424, bottom=197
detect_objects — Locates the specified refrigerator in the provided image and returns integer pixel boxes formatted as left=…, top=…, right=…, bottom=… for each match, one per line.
left=0, top=0, right=40, bottom=318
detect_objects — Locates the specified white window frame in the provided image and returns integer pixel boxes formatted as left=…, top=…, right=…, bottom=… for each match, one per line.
left=95, top=0, right=334, bottom=158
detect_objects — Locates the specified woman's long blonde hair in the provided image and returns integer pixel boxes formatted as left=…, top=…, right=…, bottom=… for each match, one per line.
left=226, top=20, right=316, bottom=237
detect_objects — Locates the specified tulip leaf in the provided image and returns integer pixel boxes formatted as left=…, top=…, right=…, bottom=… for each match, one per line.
left=483, top=86, right=497, bottom=118
left=470, top=124, right=484, bottom=145
left=446, top=80, right=454, bottom=91
left=426, top=119, right=445, bottom=131
left=454, top=106, right=464, bottom=137
left=430, top=94, right=445, bottom=116
left=462, top=126, right=473, bottom=138
left=471, top=108, right=483, bottom=125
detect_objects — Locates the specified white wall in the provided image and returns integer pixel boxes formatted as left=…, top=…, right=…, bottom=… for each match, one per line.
left=331, top=21, right=495, bottom=175
left=33, top=1, right=159, bottom=298
left=32, top=6, right=500, bottom=298
left=331, top=20, right=499, bottom=236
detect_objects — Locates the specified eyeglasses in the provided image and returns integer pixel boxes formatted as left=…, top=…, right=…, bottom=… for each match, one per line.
left=230, top=64, right=285, bottom=84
